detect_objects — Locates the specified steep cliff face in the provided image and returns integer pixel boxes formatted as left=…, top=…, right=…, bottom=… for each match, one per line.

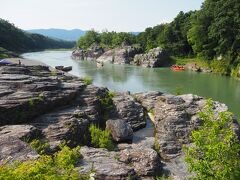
left=133, top=47, right=170, bottom=67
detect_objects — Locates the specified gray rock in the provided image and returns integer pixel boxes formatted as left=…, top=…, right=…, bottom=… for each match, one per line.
left=79, top=146, right=137, bottom=180
left=112, top=93, right=145, bottom=130
left=133, top=92, right=239, bottom=179
left=106, top=119, right=133, bottom=142
left=97, top=45, right=143, bottom=64
left=71, top=44, right=104, bottom=60
left=133, top=47, right=169, bottom=68
left=134, top=91, right=163, bottom=111
left=0, top=136, right=39, bottom=163
left=0, top=125, right=41, bottom=141
left=119, top=147, right=161, bottom=177
left=0, top=65, right=85, bottom=125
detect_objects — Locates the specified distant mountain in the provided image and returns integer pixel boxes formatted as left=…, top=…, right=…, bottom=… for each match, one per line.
left=27, top=29, right=86, bottom=41
left=0, top=19, right=75, bottom=53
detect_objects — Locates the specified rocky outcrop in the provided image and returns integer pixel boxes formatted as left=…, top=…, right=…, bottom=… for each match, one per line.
left=79, top=140, right=161, bottom=179
left=0, top=64, right=109, bottom=156
left=1, top=63, right=239, bottom=179
left=112, top=93, right=145, bottom=130
left=133, top=47, right=170, bottom=68
left=135, top=92, right=239, bottom=179
left=72, top=45, right=172, bottom=68
left=0, top=65, right=86, bottom=125
left=97, top=45, right=143, bottom=64
left=79, top=146, right=138, bottom=180
left=154, top=94, right=228, bottom=160
left=106, top=119, right=133, bottom=142
left=71, top=44, right=104, bottom=60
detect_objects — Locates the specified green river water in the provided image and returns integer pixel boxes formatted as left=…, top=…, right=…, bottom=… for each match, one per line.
left=22, top=51, right=240, bottom=117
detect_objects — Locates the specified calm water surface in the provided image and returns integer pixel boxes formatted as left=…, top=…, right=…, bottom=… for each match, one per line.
left=22, top=51, right=240, bottom=117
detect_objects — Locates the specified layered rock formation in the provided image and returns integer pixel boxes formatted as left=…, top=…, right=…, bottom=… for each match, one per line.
left=71, top=44, right=104, bottom=60
left=0, top=63, right=239, bottom=179
left=134, top=92, right=238, bottom=179
left=133, top=47, right=170, bottom=67
left=97, top=45, right=143, bottom=64
left=72, top=45, right=171, bottom=68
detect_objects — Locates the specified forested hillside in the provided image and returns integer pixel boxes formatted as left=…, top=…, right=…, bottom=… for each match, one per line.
left=0, top=19, right=75, bottom=53
left=77, top=0, right=240, bottom=77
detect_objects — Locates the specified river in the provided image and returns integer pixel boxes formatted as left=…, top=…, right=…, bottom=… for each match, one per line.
left=22, top=50, right=240, bottom=117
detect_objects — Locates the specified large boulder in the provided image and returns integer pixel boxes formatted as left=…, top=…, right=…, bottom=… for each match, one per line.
left=112, top=93, right=145, bottom=130
left=106, top=119, right=133, bottom=142
left=119, top=148, right=160, bottom=177
left=97, top=45, right=143, bottom=64
left=71, top=44, right=104, bottom=60
left=133, top=47, right=170, bottom=68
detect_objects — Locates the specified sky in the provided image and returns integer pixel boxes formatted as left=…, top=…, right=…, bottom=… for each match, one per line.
left=0, top=0, right=204, bottom=32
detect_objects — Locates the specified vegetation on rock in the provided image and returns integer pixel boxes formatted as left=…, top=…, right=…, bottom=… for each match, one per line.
left=184, top=99, right=240, bottom=179
left=0, top=146, right=88, bottom=180
left=82, top=76, right=93, bottom=85
left=89, top=124, right=114, bottom=151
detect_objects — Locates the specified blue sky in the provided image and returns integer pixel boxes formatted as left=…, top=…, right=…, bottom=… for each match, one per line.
left=0, top=0, right=204, bottom=32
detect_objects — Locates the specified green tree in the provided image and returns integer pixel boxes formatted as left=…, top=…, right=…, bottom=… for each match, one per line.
left=100, top=31, right=115, bottom=48
left=184, top=99, right=240, bottom=179
left=158, top=11, right=194, bottom=56
left=77, top=29, right=100, bottom=49
left=188, top=0, right=240, bottom=63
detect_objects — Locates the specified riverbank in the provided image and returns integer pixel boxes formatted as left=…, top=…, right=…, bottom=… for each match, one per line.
left=174, top=56, right=240, bottom=79
left=0, top=62, right=238, bottom=179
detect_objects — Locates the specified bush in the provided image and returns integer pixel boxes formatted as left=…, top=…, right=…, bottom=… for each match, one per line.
left=99, top=91, right=115, bottom=111
left=184, top=99, right=240, bottom=179
left=0, top=146, right=88, bottom=180
left=30, top=139, right=51, bottom=155
left=83, top=76, right=93, bottom=85
left=89, top=124, right=114, bottom=151
left=210, top=60, right=229, bottom=75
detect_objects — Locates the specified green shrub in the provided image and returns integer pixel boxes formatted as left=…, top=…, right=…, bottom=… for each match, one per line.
left=83, top=76, right=93, bottom=85
left=99, top=91, right=115, bottom=113
left=210, top=60, right=229, bottom=75
left=184, top=99, right=240, bottom=179
left=89, top=124, right=114, bottom=151
left=28, top=97, right=34, bottom=106
left=30, top=139, right=51, bottom=155
left=0, top=146, right=88, bottom=180
left=154, top=137, right=160, bottom=153
left=231, top=64, right=240, bottom=78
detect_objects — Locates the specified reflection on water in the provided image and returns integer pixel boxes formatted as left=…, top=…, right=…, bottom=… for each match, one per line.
left=22, top=51, right=240, bottom=117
